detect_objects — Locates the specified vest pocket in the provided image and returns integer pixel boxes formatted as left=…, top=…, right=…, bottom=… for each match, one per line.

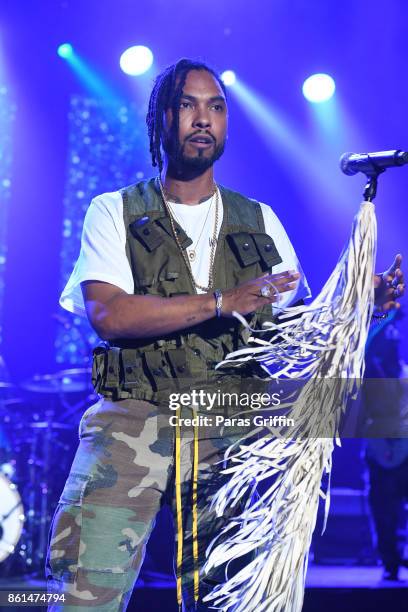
left=129, top=218, right=164, bottom=252
left=227, top=232, right=260, bottom=267
left=227, top=231, right=282, bottom=271
left=143, top=350, right=173, bottom=391
left=252, top=232, right=282, bottom=268
left=165, top=347, right=191, bottom=378
left=131, top=253, right=181, bottom=296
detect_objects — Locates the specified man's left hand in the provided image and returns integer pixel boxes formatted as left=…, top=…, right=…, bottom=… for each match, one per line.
left=374, top=254, right=405, bottom=311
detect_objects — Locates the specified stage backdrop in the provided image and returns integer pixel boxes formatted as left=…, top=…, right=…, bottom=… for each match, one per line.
left=55, top=96, right=151, bottom=365
left=0, top=86, right=16, bottom=353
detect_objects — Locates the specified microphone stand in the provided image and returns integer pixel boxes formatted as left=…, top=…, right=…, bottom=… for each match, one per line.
left=363, top=169, right=384, bottom=202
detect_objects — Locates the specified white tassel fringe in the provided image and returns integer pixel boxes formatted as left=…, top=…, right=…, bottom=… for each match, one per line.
left=203, top=201, right=377, bottom=612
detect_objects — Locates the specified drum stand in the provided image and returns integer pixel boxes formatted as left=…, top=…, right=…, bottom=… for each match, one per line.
left=19, top=413, right=77, bottom=574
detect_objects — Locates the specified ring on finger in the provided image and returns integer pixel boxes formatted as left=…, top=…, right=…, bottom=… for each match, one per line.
left=260, top=280, right=280, bottom=303
left=260, top=284, right=272, bottom=298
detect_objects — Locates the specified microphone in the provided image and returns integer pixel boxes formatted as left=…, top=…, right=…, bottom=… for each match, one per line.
left=340, top=150, right=408, bottom=176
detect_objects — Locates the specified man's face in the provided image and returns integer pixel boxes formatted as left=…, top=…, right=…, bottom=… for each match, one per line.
left=163, top=69, right=228, bottom=172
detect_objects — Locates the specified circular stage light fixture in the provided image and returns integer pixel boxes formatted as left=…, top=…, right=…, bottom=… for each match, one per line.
left=302, top=73, right=336, bottom=103
left=58, top=43, right=73, bottom=59
left=221, top=70, right=236, bottom=87
left=120, top=45, right=154, bottom=76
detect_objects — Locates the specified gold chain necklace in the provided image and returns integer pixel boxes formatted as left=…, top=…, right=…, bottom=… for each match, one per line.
left=167, top=192, right=215, bottom=263
left=158, top=178, right=220, bottom=292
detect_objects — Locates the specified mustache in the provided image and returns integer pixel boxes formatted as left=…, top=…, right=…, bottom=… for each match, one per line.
left=185, top=131, right=216, bottom=143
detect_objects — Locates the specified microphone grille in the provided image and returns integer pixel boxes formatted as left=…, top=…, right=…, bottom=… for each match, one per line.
left=339, top=152, right=357, bottom=176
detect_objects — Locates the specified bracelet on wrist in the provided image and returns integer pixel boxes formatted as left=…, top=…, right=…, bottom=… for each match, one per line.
left=213, top=289, right=223, bottom=318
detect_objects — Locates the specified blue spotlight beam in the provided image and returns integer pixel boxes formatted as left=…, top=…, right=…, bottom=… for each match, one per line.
left=229, top=79, right=348, bottom=208
left=58, top=45, right=124, bottom=107
left=307, top=94, right=366, bottom=156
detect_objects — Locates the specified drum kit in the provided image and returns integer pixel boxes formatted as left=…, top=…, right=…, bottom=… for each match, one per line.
left=0, top=368, right=96, bottom=576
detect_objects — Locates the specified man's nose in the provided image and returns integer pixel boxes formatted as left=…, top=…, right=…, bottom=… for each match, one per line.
left=193, top=108, right=211, bottom=129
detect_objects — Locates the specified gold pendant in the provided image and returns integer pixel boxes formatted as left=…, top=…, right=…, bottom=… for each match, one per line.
left=188, top=249, right=196, bottom=262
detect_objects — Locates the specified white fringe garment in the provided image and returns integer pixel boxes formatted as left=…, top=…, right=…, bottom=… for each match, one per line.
left=203, top=201, right=377, bottom=612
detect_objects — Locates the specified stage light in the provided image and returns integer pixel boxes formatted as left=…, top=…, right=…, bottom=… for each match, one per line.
left=119, top=45, right=153, bottom=76
left=221, top=70, right=236, bottom=87
left=58, top=43, right=73, bottom=59
left=302, top=73, right=336, bottom=103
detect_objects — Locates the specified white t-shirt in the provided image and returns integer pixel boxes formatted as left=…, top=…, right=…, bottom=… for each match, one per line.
left=60, top=189, right=310, bottom=315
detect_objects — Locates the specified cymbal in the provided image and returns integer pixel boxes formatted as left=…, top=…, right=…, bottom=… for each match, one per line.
left=53, top=368, right=92, bottom=377
left=28, top=421, right=74, bottom=430
left=21, top=369, right=92, bottom=395
left=0, top=381, right=19, bottom=397
left=0, top=381, right=15, bottom=389
left=0, top=382, right=21, bottom=404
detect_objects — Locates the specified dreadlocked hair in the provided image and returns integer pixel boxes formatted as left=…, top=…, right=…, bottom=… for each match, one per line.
left=146, top=58, right=227, bottom=173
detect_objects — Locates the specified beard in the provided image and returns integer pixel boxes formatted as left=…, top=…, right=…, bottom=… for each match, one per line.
left=163, top=134, right=226, bottom=173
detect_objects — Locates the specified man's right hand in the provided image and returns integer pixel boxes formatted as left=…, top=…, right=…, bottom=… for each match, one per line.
left=221, top=270, right=301, bottom=316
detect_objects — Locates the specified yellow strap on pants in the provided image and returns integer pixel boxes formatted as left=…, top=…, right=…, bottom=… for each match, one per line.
left=175, top=407, right=200, bottom=607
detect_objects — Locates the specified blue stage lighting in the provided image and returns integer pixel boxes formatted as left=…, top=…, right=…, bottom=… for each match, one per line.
left=119, top=45, right=153, bottom=76
left=302, top=73, right=336, bottom=103
left=58, top=43, right=73, bottom=59
left=221, top=70, right=236, bottom=87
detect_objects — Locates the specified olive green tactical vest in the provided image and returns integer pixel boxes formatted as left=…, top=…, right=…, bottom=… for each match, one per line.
left=92, top=178, right=282, bottom=401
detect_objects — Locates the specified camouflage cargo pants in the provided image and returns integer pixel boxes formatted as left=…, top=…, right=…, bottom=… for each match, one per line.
left=46, top=397, right=246, bottom=611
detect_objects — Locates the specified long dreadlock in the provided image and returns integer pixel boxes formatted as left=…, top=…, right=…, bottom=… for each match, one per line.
left=146, top=58, right=227, bottom=173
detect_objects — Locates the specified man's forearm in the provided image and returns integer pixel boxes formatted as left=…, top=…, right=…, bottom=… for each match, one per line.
left=82, top=271, right=300, bottom=341
left=86, top=292, right=216, bottom=340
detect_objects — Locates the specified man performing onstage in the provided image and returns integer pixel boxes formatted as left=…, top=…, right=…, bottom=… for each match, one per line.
left=46, top=59, right=404, bottom=611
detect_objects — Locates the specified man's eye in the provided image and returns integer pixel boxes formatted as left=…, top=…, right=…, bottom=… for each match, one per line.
left=212, top=104, right=224, bottom=111
left=180, top=101, right=192, bottom=109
